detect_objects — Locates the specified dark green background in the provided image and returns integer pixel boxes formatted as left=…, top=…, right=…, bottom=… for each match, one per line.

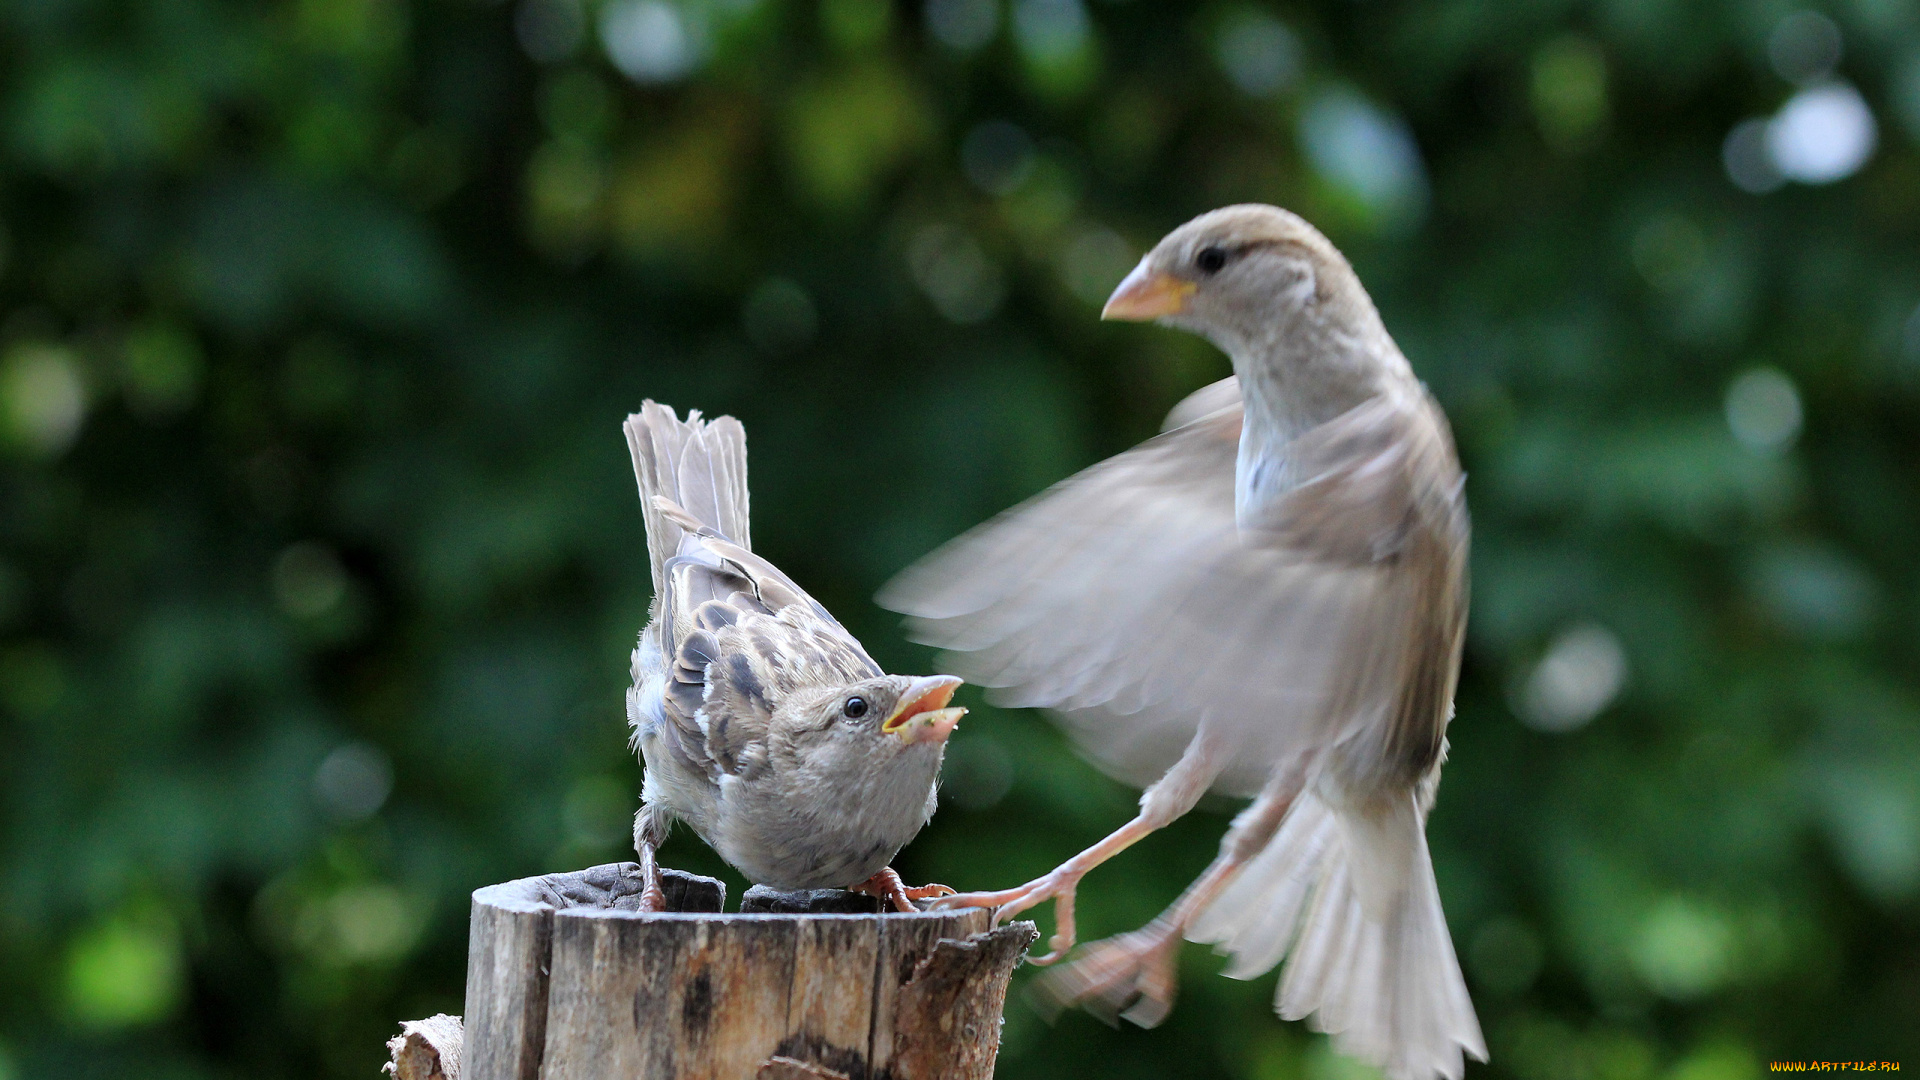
left=2, top=0, right=1917, bottom=1076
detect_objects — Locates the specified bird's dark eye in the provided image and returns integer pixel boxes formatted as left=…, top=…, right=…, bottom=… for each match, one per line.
left=843, top=696, right=869, bottom=719
left=1195, top=246, right=1228, bottom=274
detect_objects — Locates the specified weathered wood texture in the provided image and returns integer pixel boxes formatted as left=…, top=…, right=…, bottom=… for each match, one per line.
left=386, top=1013, right=465, bottom=1080
left=464, top=863, right=1035, bottom=1080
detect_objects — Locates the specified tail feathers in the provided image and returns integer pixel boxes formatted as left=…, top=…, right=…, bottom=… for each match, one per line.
left=624, top=401, right=752, bottom=594
left=1188, top=791, right=1484, bottom=1080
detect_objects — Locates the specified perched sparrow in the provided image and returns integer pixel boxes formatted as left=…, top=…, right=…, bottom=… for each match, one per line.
left=625, top=402, right=965, bottom=912
left=881, top=206, right=1484, bottom=1079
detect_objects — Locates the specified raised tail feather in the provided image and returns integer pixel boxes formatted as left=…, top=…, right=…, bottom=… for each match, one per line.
left=624, top=401, right=752, bottom=595
left=1188, top=789, right=1484, bottom=1080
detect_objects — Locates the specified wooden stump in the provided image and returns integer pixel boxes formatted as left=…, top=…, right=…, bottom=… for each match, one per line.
left=463, top=863, right=1036, bottom=1080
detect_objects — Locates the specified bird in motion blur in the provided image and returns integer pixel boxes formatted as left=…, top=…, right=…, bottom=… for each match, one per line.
left=624, top=401, right=966, bottom=913
left=881, top=206, right=1484, bottom=1079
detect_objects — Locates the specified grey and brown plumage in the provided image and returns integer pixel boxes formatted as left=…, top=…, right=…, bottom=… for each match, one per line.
left=880, top=206, right=1484, bottom=1079
left=625, top=401, right=965, bottom=912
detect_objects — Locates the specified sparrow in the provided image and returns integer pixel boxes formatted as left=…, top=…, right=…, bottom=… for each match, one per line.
left=624, top=401, right=966, bottom=913
left=880, top=206, right=1485, bottom=1079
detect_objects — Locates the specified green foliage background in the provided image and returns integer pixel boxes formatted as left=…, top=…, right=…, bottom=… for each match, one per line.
left=2, top=0, right=1918, bottom=1076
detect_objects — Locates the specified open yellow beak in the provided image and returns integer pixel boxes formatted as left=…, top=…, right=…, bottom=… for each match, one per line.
left=1102, top=261, right=1195, bottom=321
left=883, top=675, right=966, bottom=746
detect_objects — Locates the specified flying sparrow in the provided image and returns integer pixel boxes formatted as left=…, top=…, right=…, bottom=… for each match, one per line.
left=625, top=401, right=965, bottom=913
left=881, top=206, right=1485, bottom=1079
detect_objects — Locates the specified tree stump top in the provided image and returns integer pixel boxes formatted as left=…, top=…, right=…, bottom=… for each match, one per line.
left=463, top=863, right=1035, bottom=1080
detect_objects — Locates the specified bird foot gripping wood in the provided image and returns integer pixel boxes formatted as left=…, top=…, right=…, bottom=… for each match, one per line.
left=851, top=867, right=955, bottom=913
left=1030, top=917, right=1184, bottom=1029
left=633, top=844, right=667, bottom=913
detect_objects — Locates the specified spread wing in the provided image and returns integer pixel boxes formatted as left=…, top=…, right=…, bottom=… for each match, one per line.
left=879, top=377, right=1466, bottom=797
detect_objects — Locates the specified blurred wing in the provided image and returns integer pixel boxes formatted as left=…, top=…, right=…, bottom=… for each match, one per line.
left=880, top=380, right=1465, bottom=797
left=1159, top=375, right=1241, bottom=432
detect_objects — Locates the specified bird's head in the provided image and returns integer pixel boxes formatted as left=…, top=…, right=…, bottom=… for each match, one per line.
left=1103, top=204, right=1367, bottom=356
left=774, top=672, right=966, bottom=768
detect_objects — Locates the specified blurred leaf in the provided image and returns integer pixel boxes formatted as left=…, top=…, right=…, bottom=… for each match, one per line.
left=61, top=901, right=183, bottom=1030
left=609, top=98, right=750, bottom=254
left=781, top=61, right=930, bottom=211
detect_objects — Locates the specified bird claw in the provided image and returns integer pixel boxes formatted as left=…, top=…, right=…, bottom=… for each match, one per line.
left=932, top=868, right=1085, bottom=963
left=1031, top=919, right=1183, bottom=1029
left=627, top=864, right=668, bottom=913
left=852, top=868, right=949, bottom=913
left=631, top=844, right=668, bottom=913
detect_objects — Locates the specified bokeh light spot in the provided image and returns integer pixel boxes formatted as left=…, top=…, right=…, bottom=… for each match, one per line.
left=1766, top=82, right=1876, bottom=184
left=1749, top=544, right=1877, bottom=640
left=1058, top=226, right=1133, bottom=306
left=601, top=0, right=701, bottom=84
left=924, top=0, right=997, bottom=52
left=1669, top=1043, right=1764, bottom=1080
left=909, top=225, right=1005, bottom=323
left=294, top=883, right=426, bottom=966
left=1012, top=0, right=1096, bottom=97
left=1298, top=87, right=1428, bottom=231
left=63, top=907, right=182, bottom=1029
left=273, top=542, right=349, bottom=619
left=0, top=343, right=87, bottom=458
left=1722, top=118, right=1784, bottom=194
left=1013, top=0, right=1088, bottom=64
left=1817, top=766, right=1920, bottom=905
left=314, top=741, right=395, bottom=822
left=1767, top=11, right=1842, bottom=86
left=1630, top=897, right=1735, bottom=1000
left=1724, top=368, right=1801, bottom=454
left=1518, top=623, right=1627, bottom=733
left=782, top=63, right=930, bottom=211
left=1215, top=9, right=1300, bottom=99
left=1531, top=36, right=1609, bottom=153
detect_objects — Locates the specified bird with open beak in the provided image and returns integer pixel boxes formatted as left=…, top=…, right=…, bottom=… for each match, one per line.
left=625, top=401, right=964, bottom=912
left=881, top=205, right=1484, bottom=1080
